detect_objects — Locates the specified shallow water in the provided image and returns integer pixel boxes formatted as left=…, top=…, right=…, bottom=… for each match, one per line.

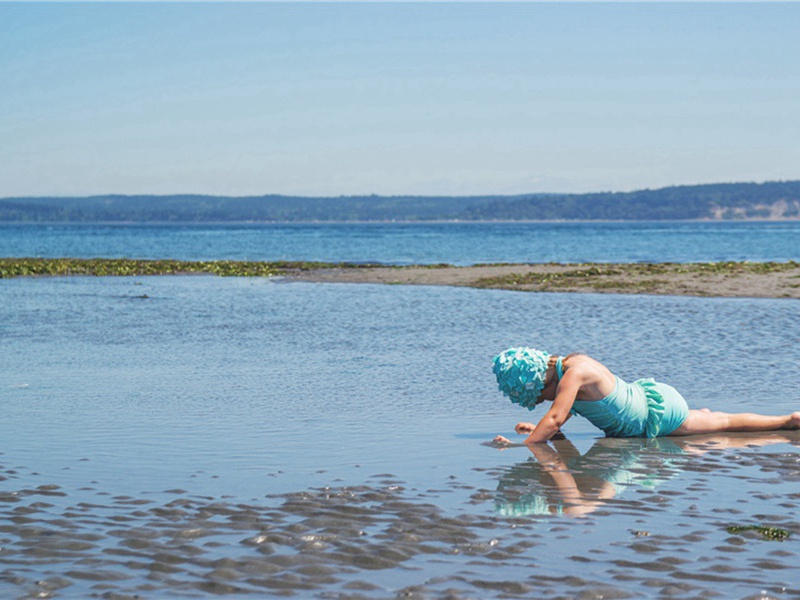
left=1, top=277, right=799, bottom=598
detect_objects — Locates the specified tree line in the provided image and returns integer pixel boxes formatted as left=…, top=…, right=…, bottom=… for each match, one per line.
left=1, top=181, right=799, bottom=222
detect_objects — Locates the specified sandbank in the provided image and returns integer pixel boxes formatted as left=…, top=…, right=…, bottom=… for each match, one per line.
left=285, top=262, right=800, bottom=299
left=1, top=258, right=798, bottom=298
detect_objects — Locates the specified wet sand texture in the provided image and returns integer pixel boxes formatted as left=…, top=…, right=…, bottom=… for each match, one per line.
left=2, top=441, right=800, bottom=599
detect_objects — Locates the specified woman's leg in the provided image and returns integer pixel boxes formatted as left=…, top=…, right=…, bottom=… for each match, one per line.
left=670, top=410, right=800, bottom=436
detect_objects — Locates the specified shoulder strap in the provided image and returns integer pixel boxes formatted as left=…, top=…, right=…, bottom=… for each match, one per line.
left=555, top=356, right=565, bottom=381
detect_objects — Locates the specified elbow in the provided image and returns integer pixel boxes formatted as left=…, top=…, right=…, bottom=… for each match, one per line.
left=526, top=416, right=565, bottom=444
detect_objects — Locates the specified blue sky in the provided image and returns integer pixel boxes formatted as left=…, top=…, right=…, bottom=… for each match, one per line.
left=1, top=3, right=799, bottom=197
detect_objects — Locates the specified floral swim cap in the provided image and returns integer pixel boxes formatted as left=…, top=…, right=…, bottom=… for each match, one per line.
left=493, top=347, right=551, bottom=410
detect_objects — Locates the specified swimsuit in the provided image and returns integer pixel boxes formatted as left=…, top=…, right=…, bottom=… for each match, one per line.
left=556, top=357, right=689, bottom=438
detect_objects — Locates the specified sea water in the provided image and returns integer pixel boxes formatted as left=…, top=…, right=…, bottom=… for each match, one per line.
left=1, top=276, right=799, bottom=598
left=1, top=220, right=799, bottom=264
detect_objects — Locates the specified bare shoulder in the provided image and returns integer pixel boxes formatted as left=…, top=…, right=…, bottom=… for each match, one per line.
left=563, top=353, right=607, bottom=373
left=561, top=353, right=616, bottom=400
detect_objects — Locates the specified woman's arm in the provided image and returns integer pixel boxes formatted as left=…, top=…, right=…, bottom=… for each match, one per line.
left=493, top=413, right=573, bottom=446
left=521, top=371, right=583, bottom=444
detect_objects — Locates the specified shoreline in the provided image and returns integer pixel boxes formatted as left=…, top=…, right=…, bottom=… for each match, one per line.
left=2, top=258, right=799, bottom=298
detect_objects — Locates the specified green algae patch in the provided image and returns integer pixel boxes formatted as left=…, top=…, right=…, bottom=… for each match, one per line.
left=473, top=265, right=624, bottom=290
left=0, top=258, right=381, bottom=279
left=725, top=525, right=791, bottom=541
left=471, top=261, right=800, bottom=294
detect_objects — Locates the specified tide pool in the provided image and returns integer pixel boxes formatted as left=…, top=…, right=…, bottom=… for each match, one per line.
left=1, top=277, right=798, bottom=598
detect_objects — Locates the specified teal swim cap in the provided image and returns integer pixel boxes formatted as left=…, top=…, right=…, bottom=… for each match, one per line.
left=493, top=347, right=551, bottom=410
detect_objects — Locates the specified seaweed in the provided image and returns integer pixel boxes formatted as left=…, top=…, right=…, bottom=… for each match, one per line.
left=471, top=261, right=800, bottom=293
left=0, top=258, right=383, bottom=279
left=725, top=525, right=791, bottom=541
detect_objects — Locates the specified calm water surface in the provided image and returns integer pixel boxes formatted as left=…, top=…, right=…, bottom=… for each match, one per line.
left=2, top=221, right=799, bottom=264
left=1, top=277, right=799, bottom=598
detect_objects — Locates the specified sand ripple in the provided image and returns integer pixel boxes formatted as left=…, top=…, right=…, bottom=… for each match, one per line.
left=2, top=440, right=800, bottom=598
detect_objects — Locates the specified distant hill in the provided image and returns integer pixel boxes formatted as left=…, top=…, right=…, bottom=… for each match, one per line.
left=1, top=181, right=799, bottom=222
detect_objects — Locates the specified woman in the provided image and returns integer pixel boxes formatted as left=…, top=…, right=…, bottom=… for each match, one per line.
left=492, top=347, right=800, bottom=445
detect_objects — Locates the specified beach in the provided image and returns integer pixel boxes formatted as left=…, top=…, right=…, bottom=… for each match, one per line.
left=0, top=227, right=798, bottom=599
left=2, top=276, right=799, bottom=598
left=287, top=261, right=800, bottom=299
left=4, top=1, right=800, bottom=596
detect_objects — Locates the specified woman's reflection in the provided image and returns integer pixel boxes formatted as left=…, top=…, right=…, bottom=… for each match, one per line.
left=493, top=432, right=797, bottom=518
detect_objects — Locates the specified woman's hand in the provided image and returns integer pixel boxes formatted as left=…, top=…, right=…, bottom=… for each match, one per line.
left=493, top=435, right=512, bottom=446
left=515, top=422, right=536, bottom=434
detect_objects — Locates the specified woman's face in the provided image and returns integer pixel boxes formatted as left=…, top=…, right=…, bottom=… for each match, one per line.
left=537, top=366, right=558, bottom=403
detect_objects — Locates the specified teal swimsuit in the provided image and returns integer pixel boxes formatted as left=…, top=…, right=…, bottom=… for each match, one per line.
left=556, top=357, right=689, bottom=438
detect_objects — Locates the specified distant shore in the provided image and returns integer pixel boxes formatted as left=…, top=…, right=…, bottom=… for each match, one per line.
left=2, top=258, right=798, bottom=298
left=4, top=181, right=800, bottom=221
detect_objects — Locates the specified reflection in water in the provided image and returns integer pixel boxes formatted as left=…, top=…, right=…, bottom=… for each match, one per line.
left=494, top=433, right=798, bottom=518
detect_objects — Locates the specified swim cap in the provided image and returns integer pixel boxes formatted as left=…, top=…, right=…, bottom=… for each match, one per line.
left=492, top=347, right=551, bottom=410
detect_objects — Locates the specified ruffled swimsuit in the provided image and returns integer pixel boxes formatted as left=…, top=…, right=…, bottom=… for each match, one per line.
left=556, top=357, right=689, bottom=438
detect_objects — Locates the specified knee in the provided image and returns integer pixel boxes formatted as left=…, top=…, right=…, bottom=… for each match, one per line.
left=710, top=411, right=731, bottom=429
left=678, top=409, right=731, bottom=434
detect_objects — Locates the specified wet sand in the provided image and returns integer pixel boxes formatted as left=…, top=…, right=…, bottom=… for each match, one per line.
left=2, top=434, right=799, bottom=599
left=285, top=262, right=800, bottom=298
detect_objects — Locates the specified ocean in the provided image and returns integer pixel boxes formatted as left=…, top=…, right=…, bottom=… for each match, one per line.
left=1, top=220, right=798, bottom=264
